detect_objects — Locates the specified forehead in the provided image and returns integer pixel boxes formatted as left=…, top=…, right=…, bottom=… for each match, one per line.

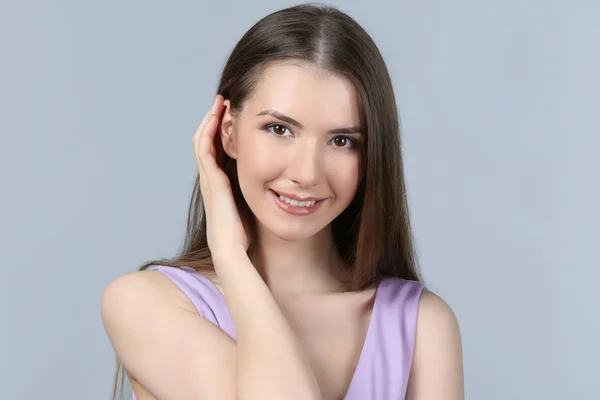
left=243, top=62, right=364, bottom=127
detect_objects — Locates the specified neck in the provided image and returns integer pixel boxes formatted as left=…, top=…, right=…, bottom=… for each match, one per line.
left=248, top=224, right=346, bottom=296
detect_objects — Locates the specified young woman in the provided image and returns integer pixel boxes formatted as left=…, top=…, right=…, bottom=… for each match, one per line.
left=101, top=4, right=464, bottom=400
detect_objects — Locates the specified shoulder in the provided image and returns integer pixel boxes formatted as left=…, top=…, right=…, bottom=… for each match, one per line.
left=379, top=279, right=458, bottom=344
left=102, top=270, right=177, bottom=304
left=407, top=289, right=464, bottom=399
left=416, top=289, right=460, bottom=333
left=101, top=270, right=197, bottom=325
left=101, top=266, right=234, bottom=340
left=100, top=269, right=237, bottom=399
left=101, top=265, right=222, bottom=314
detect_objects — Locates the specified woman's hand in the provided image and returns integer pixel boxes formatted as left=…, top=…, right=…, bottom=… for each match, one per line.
left=193, top=94, right=249, bottom=258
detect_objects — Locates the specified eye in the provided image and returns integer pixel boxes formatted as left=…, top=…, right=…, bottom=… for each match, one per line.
left=330, top=136, right=357, bottom=149
left=266, top=124, right=292, bottom=137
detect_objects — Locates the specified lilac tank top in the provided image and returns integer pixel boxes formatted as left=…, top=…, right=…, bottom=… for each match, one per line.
left=134, top=265, right=424, bottom=400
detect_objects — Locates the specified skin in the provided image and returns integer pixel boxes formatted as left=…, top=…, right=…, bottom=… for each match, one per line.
left=101, top=62, right=464, bottom=400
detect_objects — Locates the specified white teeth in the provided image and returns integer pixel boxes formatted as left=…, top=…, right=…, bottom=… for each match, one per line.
left=278, top=194, right=317, bottom=207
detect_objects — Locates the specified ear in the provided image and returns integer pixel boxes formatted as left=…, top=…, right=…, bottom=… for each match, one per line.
left=219, top=99, right=238, bottom=160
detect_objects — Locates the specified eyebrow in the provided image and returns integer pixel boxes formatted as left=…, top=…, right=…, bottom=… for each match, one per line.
left=256, top=109, right=364, bottom=135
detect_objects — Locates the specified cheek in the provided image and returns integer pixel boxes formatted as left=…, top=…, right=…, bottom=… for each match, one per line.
left=325, top=155, right=362, bottom=200
left=235, top=134, right=280, bottom=190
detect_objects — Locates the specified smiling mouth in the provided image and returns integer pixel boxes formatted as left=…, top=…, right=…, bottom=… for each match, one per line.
left=269, top=189, right=325, bottom=207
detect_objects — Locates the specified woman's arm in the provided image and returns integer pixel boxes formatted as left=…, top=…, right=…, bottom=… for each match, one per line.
left=213, top=249, right=322, bottom=399
left=101, top=262, right=321, bottom=400
left=406, top=290, right=465, bottom=400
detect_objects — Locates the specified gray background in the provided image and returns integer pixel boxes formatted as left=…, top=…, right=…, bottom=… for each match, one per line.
left=1, top=0, right=597, bottom=398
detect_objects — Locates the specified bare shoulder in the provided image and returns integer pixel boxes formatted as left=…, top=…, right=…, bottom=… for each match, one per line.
left=406, top=289, right=464, bottom=400
left=101, top=270, right=196, bottom=318
left=416, top=289, right=461, bottom=333
left=100, top=270, right=236, bottom=399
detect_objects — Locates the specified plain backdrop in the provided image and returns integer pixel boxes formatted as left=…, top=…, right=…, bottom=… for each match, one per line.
left=1, top=0, right=597, bottom=398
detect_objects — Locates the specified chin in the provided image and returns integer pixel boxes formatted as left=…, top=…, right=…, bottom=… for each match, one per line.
left=257, top=216, right=328, bottom=243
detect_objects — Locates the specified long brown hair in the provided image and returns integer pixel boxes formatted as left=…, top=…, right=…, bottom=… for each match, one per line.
left=112, top=3, right=422, bottom=398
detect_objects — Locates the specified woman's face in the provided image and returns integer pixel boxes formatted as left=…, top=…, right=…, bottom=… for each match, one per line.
left=222, top=62, right=365, bottom=242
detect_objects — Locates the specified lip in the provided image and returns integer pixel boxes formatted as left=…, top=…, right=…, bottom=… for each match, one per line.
left=271, top=190, right=325, bottom=202
left=270, top=189, right=326, bottom=216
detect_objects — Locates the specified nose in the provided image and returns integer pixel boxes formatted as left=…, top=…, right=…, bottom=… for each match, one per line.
left=286, top=139, right=323, bottom=187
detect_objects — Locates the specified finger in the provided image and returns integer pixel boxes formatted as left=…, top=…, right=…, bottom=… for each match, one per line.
left=194, top=95, right=226, bottom=191
left=198, top=96, right=225, bottom=158
left=197, top=113, right=220, bottom=173
left=193, top=94, right=223, bottom=139
left=194, top=105, right=215, bottom=140
left=193, top=95, right=223, bottom=163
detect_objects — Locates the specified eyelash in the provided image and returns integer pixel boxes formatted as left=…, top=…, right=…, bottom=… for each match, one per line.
left=264, top=123, right=359, bottom=150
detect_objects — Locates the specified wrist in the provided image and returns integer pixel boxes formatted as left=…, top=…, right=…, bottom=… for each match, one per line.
left=211, top=247, right=248, bottom=266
